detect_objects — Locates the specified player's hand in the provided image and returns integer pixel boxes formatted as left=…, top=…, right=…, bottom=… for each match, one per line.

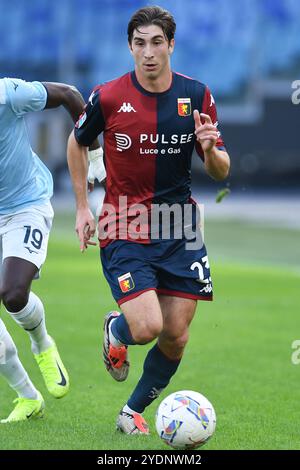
left=87, top=148, right=106, bottom=192
left=193, top=110, right=218, bottom=153
left=75, top=207, right=97, bottom=252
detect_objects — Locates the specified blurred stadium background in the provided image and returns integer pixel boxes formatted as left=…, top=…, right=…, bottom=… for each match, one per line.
left=0, top=0, right=298, bottom=268
left=0, top=0, right=299, bottom=450
left=1, top=0, right=300, bottom=192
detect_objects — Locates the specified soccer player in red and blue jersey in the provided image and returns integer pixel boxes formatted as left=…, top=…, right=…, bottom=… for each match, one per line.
left=67, top=6, right=230, bottom=435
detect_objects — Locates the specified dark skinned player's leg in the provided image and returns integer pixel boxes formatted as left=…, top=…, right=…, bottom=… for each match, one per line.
left=1, top=253, right=70, bottom=401
left=1, top=257, right=52, bottom=354
left=0, top=257, right=42, bottom=406
left=1, top=255, right=70, bottom=399
left=1, top=257, right=38, bottom=311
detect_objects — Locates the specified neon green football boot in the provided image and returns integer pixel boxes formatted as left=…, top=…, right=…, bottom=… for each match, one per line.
left=1, top=391, right=44, bottom=423
left=34, top=337, right=69, bottom=399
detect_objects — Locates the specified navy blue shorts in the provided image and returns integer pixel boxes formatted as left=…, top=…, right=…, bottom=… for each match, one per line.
left=100, top=238, right=213, bottom=306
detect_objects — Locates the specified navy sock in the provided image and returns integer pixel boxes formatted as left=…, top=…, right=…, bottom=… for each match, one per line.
left=111, top=313, right=136, bottom=345
left=127, top=343, right=181, bottom=413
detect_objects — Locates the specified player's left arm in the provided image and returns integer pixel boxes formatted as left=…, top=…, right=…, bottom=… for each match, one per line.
left=194, top=87, right=230, bottom=181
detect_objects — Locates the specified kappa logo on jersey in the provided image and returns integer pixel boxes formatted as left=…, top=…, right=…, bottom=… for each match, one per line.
left=210, top=94, right=215, bottom=107
left=115, top=133, right=132, bottom=152
left=117, top=102, right=136, bottom=113
left=118, top=272, right=135, bottom=293
left=76, top=112, right=87, bottom=128
left=88, top=91, right=96, bottom=106
left=177, top=98, right=191, bottom=117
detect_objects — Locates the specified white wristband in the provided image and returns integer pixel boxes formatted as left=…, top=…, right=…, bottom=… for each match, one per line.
left=88, top=147, right=103, bottom=162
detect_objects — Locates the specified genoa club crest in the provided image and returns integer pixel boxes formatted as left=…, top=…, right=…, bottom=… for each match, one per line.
left=177, top=98, right=191, bottom=117
left=118, top=272, right=135, bottom=293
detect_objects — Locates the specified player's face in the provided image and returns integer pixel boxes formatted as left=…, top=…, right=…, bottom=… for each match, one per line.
left=129, top=24, right=174, bottom=80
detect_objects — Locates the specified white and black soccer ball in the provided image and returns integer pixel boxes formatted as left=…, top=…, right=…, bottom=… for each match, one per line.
left=155, top=390, right=216, bottom=449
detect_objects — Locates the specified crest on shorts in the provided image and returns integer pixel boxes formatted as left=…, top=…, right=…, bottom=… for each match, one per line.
left=177, top=98, right=191, bottom=116
left=118, top=272, right=135, bottom=293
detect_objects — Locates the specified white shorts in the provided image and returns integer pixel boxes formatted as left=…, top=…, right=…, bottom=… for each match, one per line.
left=0, top=202, right=54, bottom=277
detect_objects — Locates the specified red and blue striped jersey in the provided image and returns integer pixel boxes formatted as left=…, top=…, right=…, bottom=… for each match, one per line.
left=74, top=71, right=226, bottom=246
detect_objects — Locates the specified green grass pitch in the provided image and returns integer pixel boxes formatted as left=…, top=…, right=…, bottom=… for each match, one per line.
left=0, top=217, right=299, bottom=449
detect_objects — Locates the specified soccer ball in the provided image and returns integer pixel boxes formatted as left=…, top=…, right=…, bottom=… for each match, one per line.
left=155, top=390, right=216, bottom=449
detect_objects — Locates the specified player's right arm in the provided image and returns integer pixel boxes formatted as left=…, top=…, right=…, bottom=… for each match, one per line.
left=67, top=87, right=105, bottom=252
left=43, top=81, right=86, bottom=124
left=67, top=131, right=96, bottom=252
left=43, top=82, right=106, bottom=189
left=1, top=78, right=86, bottom=123
left=1, top=78, right=104, bottom=180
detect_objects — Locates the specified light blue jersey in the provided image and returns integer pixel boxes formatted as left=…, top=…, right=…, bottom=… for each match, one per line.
left=0, top=78, right=53, bottom=214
